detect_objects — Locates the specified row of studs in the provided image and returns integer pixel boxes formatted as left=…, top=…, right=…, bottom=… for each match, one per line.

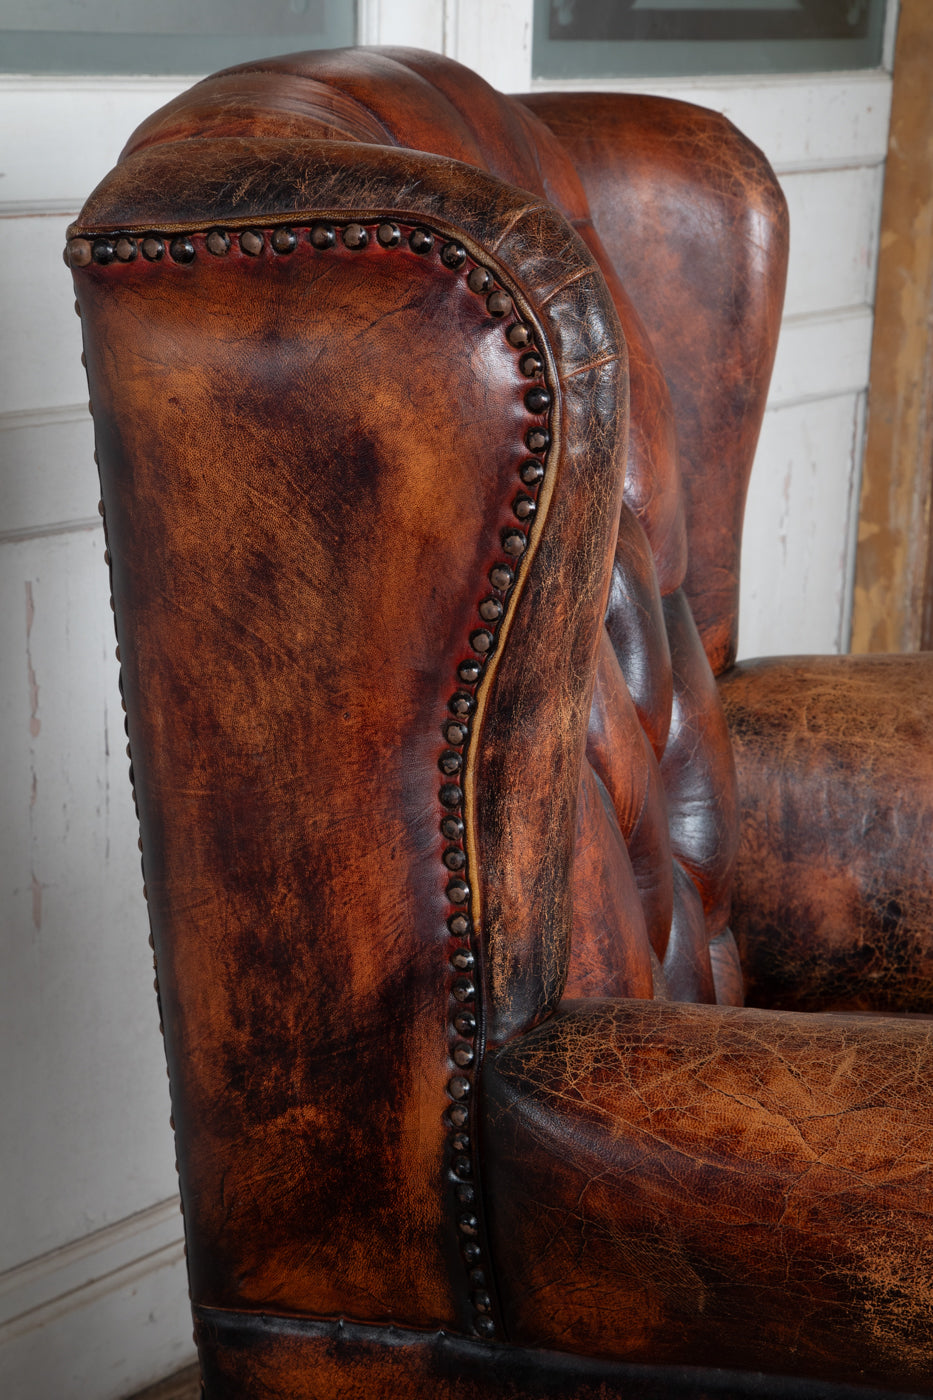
left=69, top=220, right=522, bottom=325
left=70, top=218, right=553, bottom=1343
left=433, top=308, right=550, bottom=1339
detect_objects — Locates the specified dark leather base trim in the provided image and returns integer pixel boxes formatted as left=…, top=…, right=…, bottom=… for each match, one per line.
left=193, top=1305, right=929, bottom=1400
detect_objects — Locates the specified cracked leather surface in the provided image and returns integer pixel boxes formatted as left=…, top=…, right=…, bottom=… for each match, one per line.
left=523, top=93, right=789, bottom=677
left=721, top=653, right=933, bottom=1013
left=485, top=997, right=933, bottom=1389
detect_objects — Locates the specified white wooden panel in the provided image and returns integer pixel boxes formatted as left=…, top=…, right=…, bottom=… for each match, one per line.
left=0, top=78, right=190, bottom=213
left=780, top=165, right=883, bottom=319
left=0, top=1200, right=179, bottom=1329
left=0, top=528, right=176, bottom=1272
left=449, top=0, right=533, bottom=91
left=767, top=307, right=873, bottom=410
left=0, top=1204, right=193, bottom=1400
left=738, top=393, right=864, bottom=660
left=0, top=408, right=98, bottom=539
left=0, top=216, right=88, bottom=416
left=357, top=0, right=444, bottom=49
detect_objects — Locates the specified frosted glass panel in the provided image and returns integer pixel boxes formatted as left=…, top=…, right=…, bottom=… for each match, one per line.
left=533, top=0, right=887, bottom=77
left=0, top=0, right=355, bottom=74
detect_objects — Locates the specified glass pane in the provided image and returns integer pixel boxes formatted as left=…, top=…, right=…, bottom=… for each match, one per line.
left=533, top=0, right=887, bottom=78
left=0, top=0, right=356, bottom=75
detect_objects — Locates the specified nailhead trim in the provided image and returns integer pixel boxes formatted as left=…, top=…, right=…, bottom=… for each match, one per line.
left=67, top=214, right=554, bottom=1345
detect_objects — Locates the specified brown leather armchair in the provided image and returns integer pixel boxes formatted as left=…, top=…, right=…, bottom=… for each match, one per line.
left=65, top=48, right=933, bottom=1400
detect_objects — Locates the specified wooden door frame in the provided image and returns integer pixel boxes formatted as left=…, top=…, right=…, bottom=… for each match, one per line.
left=851, top=0, right=933, bottom=652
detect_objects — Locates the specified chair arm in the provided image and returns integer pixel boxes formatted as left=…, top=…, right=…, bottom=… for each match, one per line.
left=483, top=995, right=933, bottom=1389
left=718, top=653, right=933, bottom=1012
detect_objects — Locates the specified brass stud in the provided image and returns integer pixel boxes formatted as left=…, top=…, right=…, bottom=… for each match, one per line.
left=526, top=428, right=549, bottom=453
left=489, top=564, right=513, bottom=590
left=478, top=598, right=503, bottom=623
left=454, top=1011, right=476, bottom=1034
left=470, top=630, right=493, bottom=654
left=462, top=1240, right=481, bottom=1262
left=473, top=1290, right=492, bottom=1314
left=520, top=460, right=544, bottom=486
left=458, top=1214, right=479, bottom=1236
left=449, top=691, right=476, bottom=718
left=310, top=222, right=336, bottom=249
left=514, top=495, right=536, bottom=522
left=343, top=223, right=368, bottom=249
left=525, top=386, right=551, bottom=414
left=74, top=300, right=82, bottom=316
left=447, top=880, right=470, bottom=905
left=459, top=660, right=481, bottom=683
left=452, top=1132, right=470, bottom=1153
left=92, top=238, right=115, bottom=265
left=452, top=977, right=475, bottom=1001
left=442, top=241, right=467, bottom=269
left=240, top=230, right=264, bottom=256
left=467, top=266, right=492, bottom=294
left=170, top=237, right=195, bottom=263
left=206, top=229, right=230, bottom=256
left=439, top=750, right=462, bottom=776
left=458, top=1183, right=476, bottom=1205
left=469, top=1267, right=486, bottom=1287
left=445, top=721, right=468, bottom=745
left=115, top=237, right=137, bottom=263
left=486, top=290, right=512, bottom=318
left=476, top=1317, right=496, bottom=1338
left=448, top=914, right=471, bottom=938
left=377, top=222, right=401, bottom=247
left=409, top=228, right=433, bottom=254
left=439, top=783, right=462, bottom=808
left=271, top=227, right=297, bottom=253
left=502, top=532, right=526, bottom=558
left=449, top=1104, right=469, bottom=1128
left=451, top=949, right=474, bottom=971
left=443, top=848, right=466, bottom=871
left=441, top=816, right=464, bottom=841
left=141, top=236, right=164, bottom=262
left=520, top=352, right=542, bottom=377
left=449, top=1077, right=471, bottom=1101
left=508, top=323, right=533, bottom=348
left=453, top=1153, right=473, bottom=1176
left=68, top=239, right=92, bottom=268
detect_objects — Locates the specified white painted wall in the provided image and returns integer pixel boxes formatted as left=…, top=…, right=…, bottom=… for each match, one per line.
left=0, top=2, right=896, bottom=1396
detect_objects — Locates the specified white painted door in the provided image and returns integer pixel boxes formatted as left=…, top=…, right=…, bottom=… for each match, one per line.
left=0, top=4, right=897, bottom=1395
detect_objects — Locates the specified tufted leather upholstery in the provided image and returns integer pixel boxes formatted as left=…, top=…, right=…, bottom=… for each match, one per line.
left=66, top=48, right=933, bottom=1399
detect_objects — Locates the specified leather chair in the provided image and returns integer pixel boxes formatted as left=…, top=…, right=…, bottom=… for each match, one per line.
left=65, top=48, right=933, bottom=1399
